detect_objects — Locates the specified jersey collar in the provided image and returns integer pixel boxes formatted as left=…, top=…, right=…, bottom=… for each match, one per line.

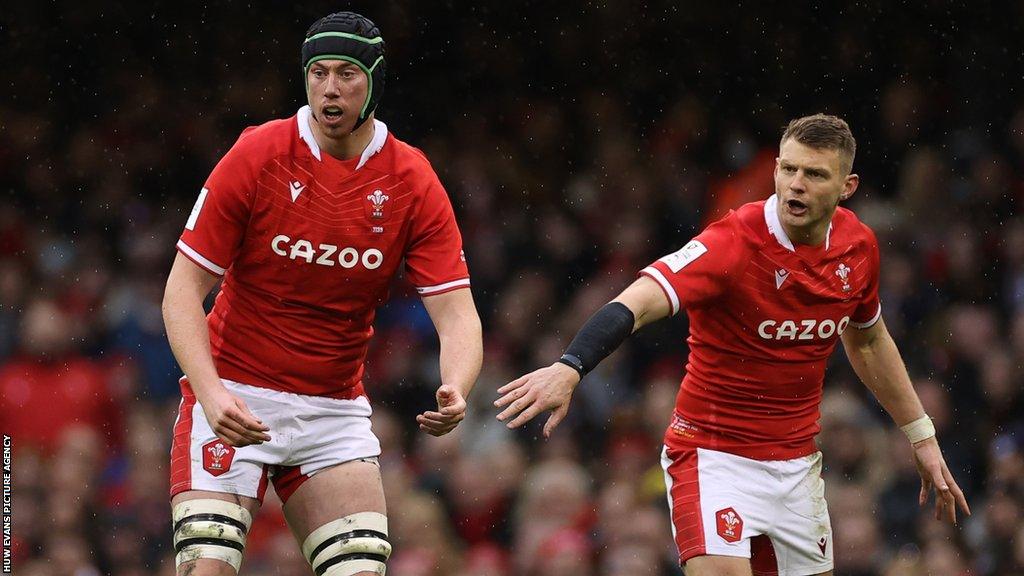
left=764, top=194, right=831, bottom=252
left=297, top=105, right=388, bottom=169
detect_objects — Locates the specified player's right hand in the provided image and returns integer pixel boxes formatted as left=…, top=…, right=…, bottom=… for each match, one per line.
left=198, top=387, right=272, bottom=447
left=495, top=363, right=580, bottom=438
left=416, top=385, right=468, bottom=437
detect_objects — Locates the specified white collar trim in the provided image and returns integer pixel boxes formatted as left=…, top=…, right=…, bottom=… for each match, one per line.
left=764, top=194, right=831, bottom=252
left=297, top=105, right=388, bottom=169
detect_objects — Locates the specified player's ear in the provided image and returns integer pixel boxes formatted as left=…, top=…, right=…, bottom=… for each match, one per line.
left=840, top=173, right=859, bottom=201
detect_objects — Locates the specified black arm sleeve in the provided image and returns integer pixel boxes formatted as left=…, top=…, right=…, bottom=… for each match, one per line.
left=556, top=302, right=636, bottom=378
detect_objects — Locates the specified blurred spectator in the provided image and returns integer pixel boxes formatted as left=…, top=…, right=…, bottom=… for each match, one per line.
left=0, top=297, right=122, bottom=452
left=513, top=460, right=594, bottom=574
left=389, top=491, right=463, bottom=576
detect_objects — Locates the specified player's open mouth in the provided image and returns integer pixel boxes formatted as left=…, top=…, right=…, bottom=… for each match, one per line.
left=786, top=199, right=808, bottom=216
left=321, top=106, right=344, bottom=124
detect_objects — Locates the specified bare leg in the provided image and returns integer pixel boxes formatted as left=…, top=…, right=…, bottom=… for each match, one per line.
left=283, top=460, right=387, bottom=576
left=684, top=555, right=754, bottom=576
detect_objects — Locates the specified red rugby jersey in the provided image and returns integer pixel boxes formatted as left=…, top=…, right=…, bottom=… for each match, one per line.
left=177, top=106, right=470, bottom=398
left=641, top=195, right=881, bottom=460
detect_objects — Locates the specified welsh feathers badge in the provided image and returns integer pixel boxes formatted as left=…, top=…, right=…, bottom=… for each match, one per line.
left=202, top=439, right=236, bottom=477
left=364, top=189, right=391, bottom=221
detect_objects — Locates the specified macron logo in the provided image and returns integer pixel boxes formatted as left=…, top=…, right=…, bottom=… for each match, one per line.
left=775, top=268, right=790, bottom=289
left=289, top=181, right=305, bottom=202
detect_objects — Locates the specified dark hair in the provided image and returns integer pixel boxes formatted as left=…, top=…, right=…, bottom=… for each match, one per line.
left=780, top=114, right=857, bottom=173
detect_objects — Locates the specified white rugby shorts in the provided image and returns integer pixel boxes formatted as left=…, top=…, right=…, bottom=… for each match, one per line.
left=170, top=378, right=381, bottom=503
left=660, top=445, right=833, bottom=576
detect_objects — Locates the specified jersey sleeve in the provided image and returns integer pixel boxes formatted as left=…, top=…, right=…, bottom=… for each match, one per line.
left=639, top=214, right=747, bottom=315
left=404, top=174, right=470, bottom=296
left=176, top=132, right=258, bottom=276
left=849, top=228, right=882, bottom=329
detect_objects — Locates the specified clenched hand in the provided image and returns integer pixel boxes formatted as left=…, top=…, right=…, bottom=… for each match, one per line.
left=199, top=388, right=271, bottom=447
left=417, top=385, right=467, bottom=436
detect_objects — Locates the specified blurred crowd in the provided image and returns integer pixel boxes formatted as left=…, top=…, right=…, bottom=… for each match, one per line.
left=3, top=2, right=1023, bottom=575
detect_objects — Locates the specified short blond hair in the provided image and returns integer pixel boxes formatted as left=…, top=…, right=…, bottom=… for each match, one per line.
left=781, top=114, right=857, bottom=174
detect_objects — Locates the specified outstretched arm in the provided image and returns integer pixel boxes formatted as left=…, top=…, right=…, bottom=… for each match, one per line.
left=495, top=275, right=671, bottom=437
left=841, top=317, right=970, bottom=523
left=418, top=288, right=483, bottom=436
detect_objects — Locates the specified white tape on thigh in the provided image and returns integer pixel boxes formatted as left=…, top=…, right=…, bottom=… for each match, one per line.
left=321, top=558, right=388, bottom=575
left=175, top=546, right=244, bottom=573
left=302, top=512, right=391, bottom=576
left=173, top=499, right=253, bottom=572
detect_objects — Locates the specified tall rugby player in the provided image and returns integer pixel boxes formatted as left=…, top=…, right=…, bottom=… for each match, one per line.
left=163, top=12, right=482, bottom=576
left=496, top=114, right=969, bottom=576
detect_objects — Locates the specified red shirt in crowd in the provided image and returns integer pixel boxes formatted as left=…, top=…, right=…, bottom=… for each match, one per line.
left=0, top=356, right=121, bottom=452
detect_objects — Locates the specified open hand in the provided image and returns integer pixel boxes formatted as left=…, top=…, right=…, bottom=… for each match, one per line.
left=913, top=436, right=970, bottom=524
left=495, top=363, right=580, bottom=437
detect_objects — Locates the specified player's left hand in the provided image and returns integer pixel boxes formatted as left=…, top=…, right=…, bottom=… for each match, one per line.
left=912, top=436, right=970, bottom=524
left=416, top=385, right=467, bottom=436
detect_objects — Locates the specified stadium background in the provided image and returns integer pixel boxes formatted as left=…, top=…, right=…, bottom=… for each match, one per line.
left=2, top=2, right=1023, bottom=574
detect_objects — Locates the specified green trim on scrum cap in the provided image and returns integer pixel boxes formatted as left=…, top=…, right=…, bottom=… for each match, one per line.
left=365, top=56, right=383, bottom=116
left=304, top=55, right=375, bottom=118
left=304, top=31, right=383, bottom=45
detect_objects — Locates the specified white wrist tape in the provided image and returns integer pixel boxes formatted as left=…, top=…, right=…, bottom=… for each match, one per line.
left=901, top=414, right=936, bottom=444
